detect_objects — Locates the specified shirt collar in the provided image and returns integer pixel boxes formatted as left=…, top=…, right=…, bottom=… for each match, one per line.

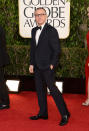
left=37, top=23, right=46, bottom=30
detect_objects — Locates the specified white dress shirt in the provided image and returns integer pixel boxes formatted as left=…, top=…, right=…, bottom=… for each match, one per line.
left=35, top=23, right=45, bottom=45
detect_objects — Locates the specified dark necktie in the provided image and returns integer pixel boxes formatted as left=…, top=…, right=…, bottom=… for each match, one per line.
left=37, top=26, right=41, bottom=30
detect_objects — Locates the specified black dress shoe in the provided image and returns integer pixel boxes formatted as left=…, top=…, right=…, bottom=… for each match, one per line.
left=0, top=104, right=10, bottom=110
left=30, top=114, right=48, bottom=120
left=59, top=113, right=70, bottom=126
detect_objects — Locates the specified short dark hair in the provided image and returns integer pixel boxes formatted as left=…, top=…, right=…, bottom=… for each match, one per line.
left=35, top=7, right=47, bottom=14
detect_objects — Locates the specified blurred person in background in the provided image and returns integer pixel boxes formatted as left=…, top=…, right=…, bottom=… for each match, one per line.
left=0, top=25, right=10, bottom=109
left=82, top=7, right=89, bottom=106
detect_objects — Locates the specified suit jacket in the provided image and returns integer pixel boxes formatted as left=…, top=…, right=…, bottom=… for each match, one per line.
left=0, top=26, right=10, bottom=67
left=30, top=23, right=60, bottom=70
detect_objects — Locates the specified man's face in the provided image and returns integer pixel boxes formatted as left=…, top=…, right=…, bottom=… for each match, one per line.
left=34, top=9, right=47, bottom=26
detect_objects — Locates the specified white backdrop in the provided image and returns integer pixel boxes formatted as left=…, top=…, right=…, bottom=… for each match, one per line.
left=18, top=0, right=70, bottom=39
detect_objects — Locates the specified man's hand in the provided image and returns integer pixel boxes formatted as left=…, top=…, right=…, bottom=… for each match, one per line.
left=50, top=65, right=54, bottom=70
left=88, top=63, right=89, bottom=67
left=29, top=65, right=34, bottom=73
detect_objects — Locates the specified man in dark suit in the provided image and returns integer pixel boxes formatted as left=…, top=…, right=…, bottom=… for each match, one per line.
left=0, top=25, right=10, bottom=109
left=29, top=7, right=70, bottom=126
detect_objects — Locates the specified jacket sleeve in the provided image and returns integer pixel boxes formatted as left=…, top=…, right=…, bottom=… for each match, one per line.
left=48, top=27, right=61, bottom=66
left=29, top=29, right=35, bottom=65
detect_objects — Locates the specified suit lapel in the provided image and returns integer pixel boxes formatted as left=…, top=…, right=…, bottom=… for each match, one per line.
left=33, top=23, right=48, bottom=47
left=37, top=23, right=48, bottom=46
left=33, top=28, right=37, bottom=46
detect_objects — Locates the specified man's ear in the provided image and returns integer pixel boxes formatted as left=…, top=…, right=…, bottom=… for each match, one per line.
left=87, top=7, right=89, bottom=12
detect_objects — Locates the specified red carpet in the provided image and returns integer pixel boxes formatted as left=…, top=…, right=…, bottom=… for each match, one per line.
left=0, top=91, right=89, bottom=131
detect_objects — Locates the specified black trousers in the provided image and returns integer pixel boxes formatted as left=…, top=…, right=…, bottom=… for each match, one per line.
left=0, top=67, right=10, bottom=105
left=34, top=67, right=69, bottom=117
